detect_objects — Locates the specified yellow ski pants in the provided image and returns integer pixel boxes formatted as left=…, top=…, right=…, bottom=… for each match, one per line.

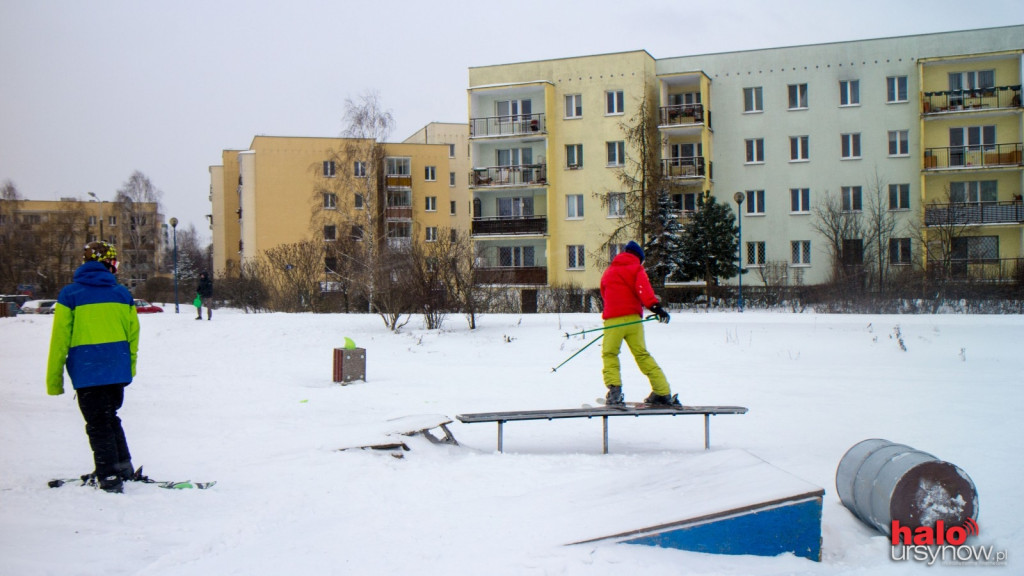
left=601, top=314, right=671, bottom=395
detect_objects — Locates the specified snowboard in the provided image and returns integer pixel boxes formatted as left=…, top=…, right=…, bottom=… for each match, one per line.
left=592, top=397, right=688, bottom=410
left=48, top=469, right=216, bottom=490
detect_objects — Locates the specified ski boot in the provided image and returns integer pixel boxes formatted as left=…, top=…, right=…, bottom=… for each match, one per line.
left=644, top=392, right=682, bottom=408
left=605, top=386, right=625, bottom=406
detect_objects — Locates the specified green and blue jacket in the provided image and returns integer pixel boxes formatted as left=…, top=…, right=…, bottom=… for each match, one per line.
left=46, top=261, right=140, bottom=395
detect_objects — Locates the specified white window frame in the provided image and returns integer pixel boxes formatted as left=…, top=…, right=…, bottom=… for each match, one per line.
left=605, top=90, right=624, bottom=115
left=743, top=87, right=763, bottom=113
left=567, top=245, right=585, bottom=270
left=889, top=238, right=912, bottom=266
left=354, top=161, right=366, bottom=178
left=425, top=196, right=437, bottom=212
left=566, top=144, right=583, bottom=169
left=842, top=186, right=863, bottom=212
left=607, top=192, right=626, bottom=218
left=566, top=194, right=584, bottom=219
left=745, top=138, right=765, bottom=164
left=839, top=80, right=860, bottom=106
left=745, top=190, right=766, bottom=215
left=788, top=83, right=808, bottom=110
left=841, top=133, right=862, bottom=160
left=425, top=226, right=438, bottom=243
left=449, top=172, right=456, bottom=187
left=323, top=161, right=336, bottom=178
left=448, top=144, right=456, bottom=158
left=450, top=200, right=457, bottom=216
left=746, top=241, right=766, bottom=267
left=606, top=141, right=625, bottom=166
left=354, top=193, right=364, bottom=210
left=790, top=188, right=810, bottom=213
left=950, top=180, right=998, bottom=204
left=888, top=184, right=911, bottom=211
left=565, top=94, right=583, bottom=119
left=888, top=130, right=910, bottom=157
left=323, top=225, right=337, bottom=241
left=323, top=192, right=337, bottom=210
left=425, top=166, right=437, bottom=181
left=887, top=76, right=908, bottom=103
left=790, top=136, right=810, bottom=162
left=791, top=240, right=811, bottom=266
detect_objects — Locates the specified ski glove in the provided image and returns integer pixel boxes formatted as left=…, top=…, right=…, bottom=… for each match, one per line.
left=650, top=304, right=670, bottom=324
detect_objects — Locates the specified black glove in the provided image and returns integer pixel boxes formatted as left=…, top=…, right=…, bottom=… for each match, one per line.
left=650, top=304, right=670, bottom=324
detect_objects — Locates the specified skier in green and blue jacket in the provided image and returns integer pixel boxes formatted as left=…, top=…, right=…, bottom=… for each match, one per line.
left=47, top=241, right=141, bottom=493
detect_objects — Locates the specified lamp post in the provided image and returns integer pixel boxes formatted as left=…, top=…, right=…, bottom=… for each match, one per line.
left=170, top=217, right=179, bottom=313
left=87, top=192, right=103, bottom=241
left=733, top=192, right=745, bottom=313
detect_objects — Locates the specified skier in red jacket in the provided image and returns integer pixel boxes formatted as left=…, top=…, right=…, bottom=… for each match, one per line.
left=600, top=241, right=679, bottom=407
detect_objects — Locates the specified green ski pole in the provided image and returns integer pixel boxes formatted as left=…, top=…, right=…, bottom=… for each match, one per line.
left=551, top=333, right=604, bottom=373
left=563, top=315, right=657, bottom=339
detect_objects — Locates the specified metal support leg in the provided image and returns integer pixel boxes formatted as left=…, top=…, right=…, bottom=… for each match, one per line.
left=498, top=421, right=504, bottom=453
left=704, top=414, right=710, bottom=450
left=602, top=415, right=609, bottom=454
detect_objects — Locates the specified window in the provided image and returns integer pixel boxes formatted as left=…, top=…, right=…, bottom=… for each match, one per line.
left=791, top=241, right=811, bottom=265
left=790, top=188, right=810, bottom=213
left=841, top=133, right=861, bottom=159
left=449, top=172, right=456, bottom=187
left=743, top=87, right=763, bottom=112
left=425, top=196, right=437, bottom=212
left=108, top=216, right=116, bottom=226
left=323, top=161, right=336, bottom=177
left=842, top=239, right=864, bottom=266
left=323, top=192, right=337, bottom=209
left=496, top=147, right=532, bottom=167
left=887, top=76, right=908, bottom=103
left=746, top=241, right=766, bottom=266
left=386, top=157, right=410, bottom=175
left=953, top=236, right=998, bottom=262
left=745, top=138, right=765, bottom=163
left=606, top=90, right=624, bottom=115
left=354, top=161, right=366, bottom=177
left=606, top=141, right=625, bottom=166
left=448, top=144, right=456, bottom=158
left=565, top=94, right=583, bottom=118
left=948, top=126, right=996, bottom=166
left=354, top=194, right=364, bottom=210
left=425, top=166, right=437, bottom=181
left=888, top=130, right=909, bottom=156
left=566, top=194, right=584, bottom=219
left=497, top=99, right=532, bottom=122
left=567, top=245, right=585, bottom=270
left=425, top=227, right=438, bottom=242
left=950, top=180, right=998, bottom=203
left=566, top=144, right=583, bottom=168
left=450, top=201, right=457, bottom=215
left=323, top=225, right=337, bottom=241
left=498, top=197, right=534, bottom=218
left=745, top=190, right=765, bottom=215
left=608, top=192, right=626, bottom=217
left=790, top=136, right=809, bottom=161
left=670, top=192, right=700, bottom=213
left=889, top=238, right=912, bottom=265
left=499, top=246, right=535, bottom=267
left=325, top=257, right=338, bottom=274
left=889, top=184, right=910, bottom=210
left=351, top=225, right=364, bottom=241
left=788, top=83, right=808, bottom=109
left=839, top=80, right=860, bottom=106
left=842, top=186, right=863, bottom=212
left=609, top=244, right=626, bottom=261
left=88, top=215, right=97, bottom=226
left=948, top=70, right=995, bottom=92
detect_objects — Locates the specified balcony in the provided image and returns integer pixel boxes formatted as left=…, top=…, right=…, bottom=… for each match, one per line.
left=927, top=257, right=1023, bottom=282
left=473, top=266, right=547, bottom=285
left=659, top=104, right=706, bottom=127
left=661, top=157, right=706, bottom=179
left=471, top=165, right=547, bottom=187
left=386, top=174, right=412, bottom=188
left=922, top=86, right=1021, bottom=114
left=469, top=114, right=546, bottom=139
left=924, top=143, right=1022, bottom=170
left=384, top=206, right=412, bottom=220
left=471, top=216, right=547, bottom=237
left=924, top=201, right=1024, bottom=227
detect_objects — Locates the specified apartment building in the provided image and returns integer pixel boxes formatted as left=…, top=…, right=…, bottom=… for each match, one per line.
left=468, top=26, right=1022, bottom=296
left=0, top=197, right=163, bottom=294
left=209, top=128, right=470, bottom=277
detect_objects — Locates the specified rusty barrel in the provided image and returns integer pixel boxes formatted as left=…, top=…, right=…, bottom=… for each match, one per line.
left=835, top=439, right=977, bottom=535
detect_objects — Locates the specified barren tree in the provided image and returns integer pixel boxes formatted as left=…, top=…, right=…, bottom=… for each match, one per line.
left=811, top=189, right=864, bottom=288
left=0, top=181, right=24, bottom=291
left=115, top=171, right=163, bottom=288
left=861, top=170, right=901, bottom=294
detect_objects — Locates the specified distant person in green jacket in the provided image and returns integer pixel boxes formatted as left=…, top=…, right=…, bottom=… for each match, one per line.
left=47, top=241, right=141, bottom=493
left=195, top=271, right=213, bottom=320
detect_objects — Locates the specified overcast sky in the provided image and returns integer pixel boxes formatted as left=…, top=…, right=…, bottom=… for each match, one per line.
left=1, top=0, right=1020, bottom=238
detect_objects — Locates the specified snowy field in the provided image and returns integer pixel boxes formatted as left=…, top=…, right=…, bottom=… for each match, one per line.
left=1, top=308, right=1021, bottom=575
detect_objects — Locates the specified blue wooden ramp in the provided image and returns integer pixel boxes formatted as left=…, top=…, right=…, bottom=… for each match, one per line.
left=570, top=450, right=824, bottom=561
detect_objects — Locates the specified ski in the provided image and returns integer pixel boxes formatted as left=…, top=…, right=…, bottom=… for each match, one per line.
left=48, top=470, right=216, bottom=490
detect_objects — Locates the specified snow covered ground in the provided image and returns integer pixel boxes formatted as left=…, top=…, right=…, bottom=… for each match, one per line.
left=1, top=308, right=1021, bottom=575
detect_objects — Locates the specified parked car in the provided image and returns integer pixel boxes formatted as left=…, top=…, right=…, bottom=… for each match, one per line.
left=0, top=295, right=30, bottom=316
left=134, top=299, right=164, bottom=314
left=20, top=299, right=58, bottom=314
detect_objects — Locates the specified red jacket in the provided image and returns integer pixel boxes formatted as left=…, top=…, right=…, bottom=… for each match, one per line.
left=600, top=252, right=660, bottom=320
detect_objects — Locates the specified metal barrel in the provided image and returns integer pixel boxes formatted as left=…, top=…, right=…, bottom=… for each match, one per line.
left=835, top=439, right=978, bottom=535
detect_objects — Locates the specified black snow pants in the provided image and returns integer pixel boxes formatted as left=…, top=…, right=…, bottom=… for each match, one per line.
left=76, top=384, right=131, bottom=478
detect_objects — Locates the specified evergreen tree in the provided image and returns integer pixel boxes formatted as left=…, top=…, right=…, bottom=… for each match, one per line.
left=646, top=192, right=687, bottom=288
left=678, top=194, right=740, bottom=306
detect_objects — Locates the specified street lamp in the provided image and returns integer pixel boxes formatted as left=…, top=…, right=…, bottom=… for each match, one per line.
left=170, top=217, right=179, bottom=313
left=87, top=192, right=103, bottom=241
left=733, top=191, right=745, bottom=313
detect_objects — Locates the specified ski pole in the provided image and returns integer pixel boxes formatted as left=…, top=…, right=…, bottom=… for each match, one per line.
left=551, top=333, right=604, bottom=373
left=563, top=315, right=658, bottom=339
